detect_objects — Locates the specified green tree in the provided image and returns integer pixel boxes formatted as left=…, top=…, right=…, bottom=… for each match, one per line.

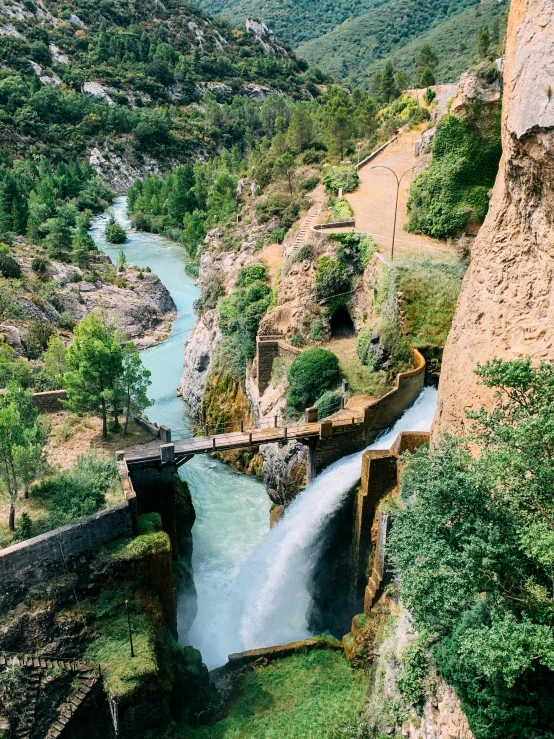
left=105, top=216, right=126, bottom=244
left=379, top=61, right=396, bottom=103
left=63, top=311, right=124, bottom=439
left=477, top=25, right=491, bottom=59
left=43, top=217, right=72, bottom=261
left=321, top=86, right=354, bottom=160
left=274, top=152, right=296, bottom=195
left=43, top=335, right=67, bottom=387
left=286, top=348, right=340, bottom=415
left=416, top=44, right=438, bottom=77
left=389, top=358, right=554, bottom=737
left=286, top=103, right=314, bottom=152
left=419, top=67, right=436, bottom=88
left=119, top=343, right=151, bottom=435
left=0, top=381, right=45, bottom=530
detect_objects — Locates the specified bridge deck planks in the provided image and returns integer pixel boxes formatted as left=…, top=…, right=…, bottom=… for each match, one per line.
left=124, top=418, right=364, bottom=466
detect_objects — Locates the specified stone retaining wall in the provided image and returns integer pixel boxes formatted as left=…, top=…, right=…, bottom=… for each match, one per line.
left=0, top=503, right=133, bottom=614
left=31, top=389, right=67, bottom=413
left=256, top=336, right=301, bottom=394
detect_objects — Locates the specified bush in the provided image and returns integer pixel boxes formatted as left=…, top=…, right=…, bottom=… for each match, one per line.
left=15, top=512, right=33, bottom=541
left=301, top=175, right=321, bottom=191
left=271, top=227, right=286, bottom=243
left=194, top=274, right=225, bottom=315
left=314, top=256, right=351, bottom=307
left=407, top=113, right=501, bottom=239
left=287, top=348, right=340, bottom=414
left=315, top=390, right=343, bottom=418
left=235, top=264, right=268, bottom=288
left=322, top=166, right=359, bottom=195
left=184, top=262, right=199, bottom=278
left=33, top=451, right=118, bottom=529
left=0, top=250, right=21, bottom=279
left=23, top=320, right=54, bottom=359
left=290, top=329, right=305, bottom=347
left=31, top=256, right=47, bottom=273
left=309, top=317, right=324, bottom=341
left=330, top=232, right=376, bottom=273
left=105, top=216, right=126, bottom=244
left=424, top=88, right=436, bottom=105
left=331, top=197, right=354, bottom=221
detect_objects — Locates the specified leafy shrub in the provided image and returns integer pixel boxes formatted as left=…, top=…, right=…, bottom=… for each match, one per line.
left=322, top=166, right=359, bottom=195
left=474, top=60, right=501, bottom=83
left=271, top=227, right=286, bottom=243
left=23, top=320, right=53, bottom=360
left=301, top=175, right=321, bottom=191
left=235, top=264, right=268, bottom=288
left=315, top=390, right=342, bottom=418
left=309, top=317, right=324, bottom=341
left=57, top=311, right=75, bottom=330
left=331, top=197, right=354, bottom=221
left=397, top=638, right=429, bottom=714
left=290, top=329, right=305, bottom=347
left=286, top=348, right=340, bottom=414
left=33, top=451, right=118, bottom=529
left=194, top=274, right=225, bottom=316
left=0, top=250, right=21, bottom=279
left=407, top=113, right=501, bottom=238
left=314, top=255, right=351, bottom=307
left=184, top=262, right=199, bottom=278
left=330, top=232, right=376, bottom=273
left=105, top=216, right=126, bottom=244
left=15, top=512, right=33, bottom=541
left=356, top=325, right=373, bottom=366
left=291, top=243, right=314, bottom=264
left=31, top=256, right=47, bottom=273
left=424, top=88, right=436, bottom=105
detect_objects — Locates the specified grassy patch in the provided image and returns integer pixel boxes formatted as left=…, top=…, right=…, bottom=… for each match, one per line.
left=85, top=586, right=158, bottom=699
left=181, top=650, right=367, bottom=739
left=396, top=260, right=464, bottom=348
left=98, top=529, right=170, bottom=564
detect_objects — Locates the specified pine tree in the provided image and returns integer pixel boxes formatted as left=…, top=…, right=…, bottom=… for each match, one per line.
left=379, top=61, right=396, bottom=103
left=477, top=26, right=491, bottom=59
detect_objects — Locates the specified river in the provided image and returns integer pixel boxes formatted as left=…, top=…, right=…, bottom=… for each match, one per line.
left=91, top=197, right=271, bottom=670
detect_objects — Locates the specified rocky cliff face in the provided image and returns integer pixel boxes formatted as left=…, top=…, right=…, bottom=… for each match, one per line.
left=434, top=0, right=554, bottom=434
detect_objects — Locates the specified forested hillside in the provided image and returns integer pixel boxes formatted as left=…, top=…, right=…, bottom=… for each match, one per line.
left=0, top=0, right=318, bottom=163
left=197, top=0, right=508, bottom=86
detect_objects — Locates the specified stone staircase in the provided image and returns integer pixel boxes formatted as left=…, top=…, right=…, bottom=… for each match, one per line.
left=13, top=668, right=40, bottom=739
left=0, top=654, right=100, bottom=739
left=46, top=667, right=101, bottom=738
left=293, top=199, right=322, bottom=246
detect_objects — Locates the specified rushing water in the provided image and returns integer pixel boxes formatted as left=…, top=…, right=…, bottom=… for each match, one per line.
left=92, top=198, right=271, bottom=668
left=92, top=198, right=437, bottom=670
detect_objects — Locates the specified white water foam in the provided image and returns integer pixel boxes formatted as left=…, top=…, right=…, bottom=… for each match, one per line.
left=225, top=387, right=438, bottom=660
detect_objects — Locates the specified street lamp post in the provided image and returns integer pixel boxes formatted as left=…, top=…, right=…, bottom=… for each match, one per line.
left=370, top=165, right=414, bottom=261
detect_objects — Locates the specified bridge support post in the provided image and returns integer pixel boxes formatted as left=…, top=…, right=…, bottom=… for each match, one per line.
left=306, top=440, right=317, bottom=484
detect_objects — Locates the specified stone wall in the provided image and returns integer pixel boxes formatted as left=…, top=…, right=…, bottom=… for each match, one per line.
left=256, top=336, right=301, bottom=394
left=0, top=503, right=133, bottom=614
left=349, top=430, right=431, bottom=612
left=31, top=389, right=67, bottom=413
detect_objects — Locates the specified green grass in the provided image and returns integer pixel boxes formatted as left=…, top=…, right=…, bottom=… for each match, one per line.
left=396, top=259, right=464, bottom=347
left=98, top=529, right=171, bottom=563
left=181, top=650, right=368, bottom=739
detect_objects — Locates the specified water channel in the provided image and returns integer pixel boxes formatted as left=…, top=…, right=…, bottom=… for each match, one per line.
left=91, top=198, right=437, bottom=670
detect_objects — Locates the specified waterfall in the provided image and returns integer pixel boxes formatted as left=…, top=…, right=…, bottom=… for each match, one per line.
left=225, top=387, right=438, bottom=661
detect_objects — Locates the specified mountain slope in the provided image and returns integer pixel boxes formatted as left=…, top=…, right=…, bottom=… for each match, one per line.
left=297, top=0, right=508, bottom=86
left=196, top=0, right=508, bottom=85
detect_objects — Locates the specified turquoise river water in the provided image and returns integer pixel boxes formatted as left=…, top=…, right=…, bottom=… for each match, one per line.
left=91, top=197, right=271, bottom=669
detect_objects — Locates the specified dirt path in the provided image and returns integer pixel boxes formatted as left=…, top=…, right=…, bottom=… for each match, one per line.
left=345, top=128, right=454, bottom=261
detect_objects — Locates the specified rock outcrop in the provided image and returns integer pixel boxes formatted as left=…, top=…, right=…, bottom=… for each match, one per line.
left=434, top=0, right=554, bottom=435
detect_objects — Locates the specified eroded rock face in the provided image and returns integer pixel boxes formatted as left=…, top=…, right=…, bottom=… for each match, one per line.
left=260, top=440, right=308, bottom=505
left=434, top=0, right=554, bottom=435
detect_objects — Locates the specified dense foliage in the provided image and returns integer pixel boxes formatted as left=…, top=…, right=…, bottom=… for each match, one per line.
left=217, top=264, right=272, bottom=378
left=0, top=156, right=110, bottom=264
left=390, top=359, right=554, bottom=738
left=0, top=0, right=318, bottom=163
left=33, top=451, right=118, bottom=529
left=105, top=216, right=126, bottom=243
left=407, top=110, right=501, bottom=239
left=286, top=347, right=340, bottom=415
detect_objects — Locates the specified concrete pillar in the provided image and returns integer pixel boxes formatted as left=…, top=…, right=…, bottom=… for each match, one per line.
left=306, top=441, right=317, bottom=483
left=305, top=407, right=318, bottom=423
left=160, top=425, right=171, bottom=443
left=160, top=443, right=175, bottom=465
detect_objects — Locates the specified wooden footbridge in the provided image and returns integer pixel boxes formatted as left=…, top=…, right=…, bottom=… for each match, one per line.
left=123, top=411, right=366, bottom=470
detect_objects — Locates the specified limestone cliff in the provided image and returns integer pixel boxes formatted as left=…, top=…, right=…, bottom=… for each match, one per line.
left=434, top=0, right=554, bottom=434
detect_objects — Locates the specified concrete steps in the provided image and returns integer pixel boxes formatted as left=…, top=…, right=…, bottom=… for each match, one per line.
left=46, top=668, right=101, bottom=739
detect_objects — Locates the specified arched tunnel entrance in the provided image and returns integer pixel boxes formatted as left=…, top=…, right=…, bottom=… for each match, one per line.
left=330, top=307, right=354, bottom=338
